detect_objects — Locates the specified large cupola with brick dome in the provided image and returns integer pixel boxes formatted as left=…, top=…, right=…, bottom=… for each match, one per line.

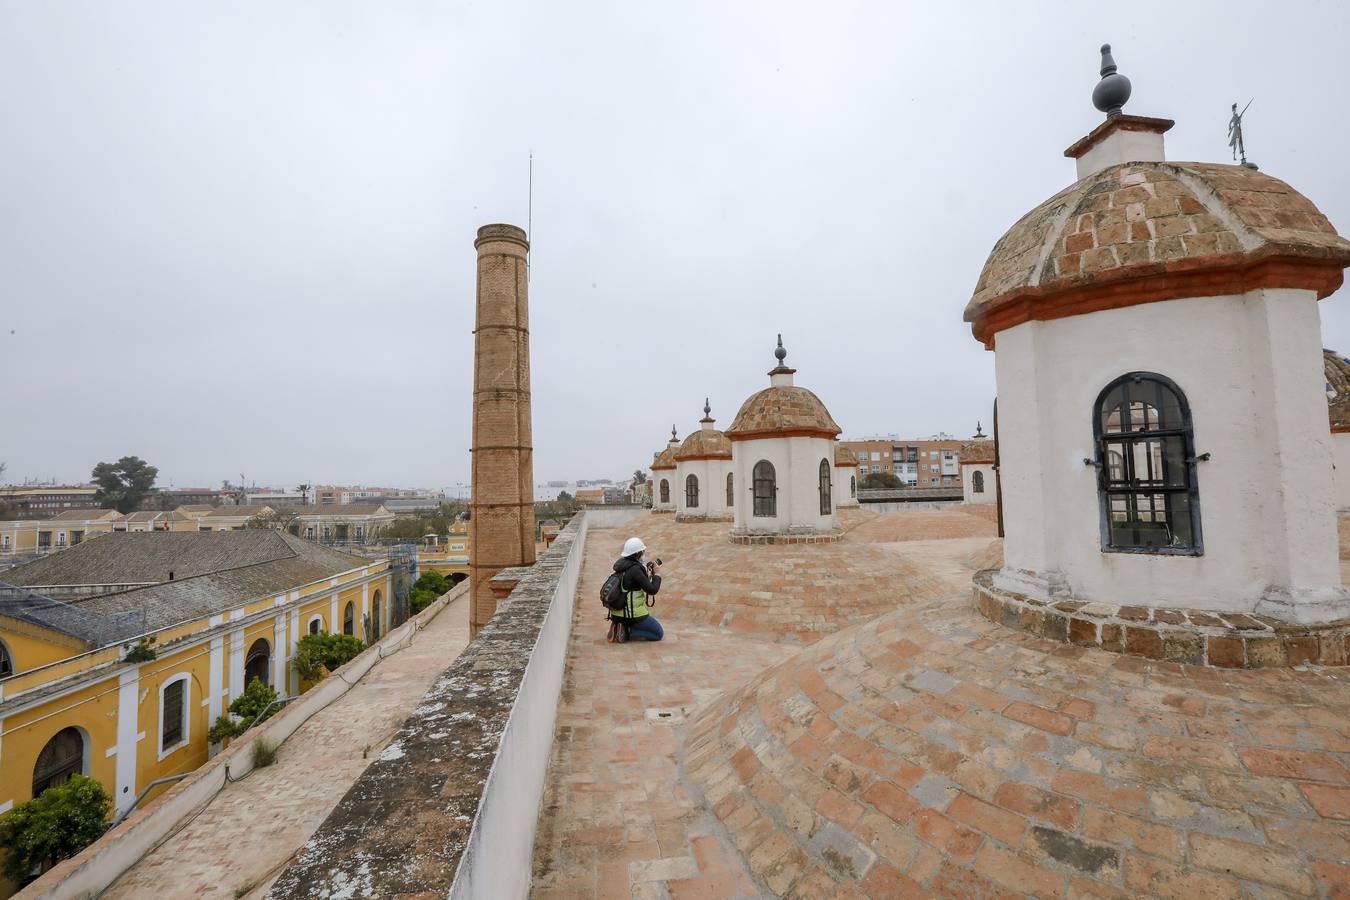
left=972, top=44, right=1350, bottom=635
left=673, top=399, right=734, bottom=522
left=726, top=337, right=844, bottom=542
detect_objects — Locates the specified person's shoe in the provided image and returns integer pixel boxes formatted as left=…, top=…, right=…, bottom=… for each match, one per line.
left=616, top=622, right=630, bottom=644
left=606, top=619, right=618, bottom=643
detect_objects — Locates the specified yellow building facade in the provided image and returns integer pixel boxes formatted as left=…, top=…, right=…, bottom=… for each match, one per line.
left=0, top=532, right=391, bottom=835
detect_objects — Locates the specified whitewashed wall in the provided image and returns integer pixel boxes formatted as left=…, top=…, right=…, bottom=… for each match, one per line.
left=730, top=435, right=838, bottom=533
left=651, top=470, right=677, bottom=512
left=674, top=457, right=733, bottom=519
left=1334, top=433, right=1350, bottom=511
left=962, top=464, right=996, bottom=505
left=833, top=463, right=859, bottom=508
left=994, top=288, right=1345, bottom=621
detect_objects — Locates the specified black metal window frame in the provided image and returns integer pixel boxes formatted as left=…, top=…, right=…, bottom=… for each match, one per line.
left=726, top=473, right=734, bottom=507
left=685, top=474, right=699, bottom=509
left=972, top=470, right=984, bottom=494
left=850, top=475, right=856, bottom=498
left=659, top=479, right=670, bottom=504
left=752, top=460, right=777, bottom=517
left=343, top=601, right=356, bottom=635
left=1093, top=372, right=1203, bottom=556
left=818, top=459, right=832, bottom=515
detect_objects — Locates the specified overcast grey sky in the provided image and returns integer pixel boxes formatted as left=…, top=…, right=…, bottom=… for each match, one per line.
left=3, top=1, right=1347, bottom=491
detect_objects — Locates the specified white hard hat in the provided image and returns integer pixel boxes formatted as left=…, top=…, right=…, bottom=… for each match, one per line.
left=622, top=537, right=647, bottom=557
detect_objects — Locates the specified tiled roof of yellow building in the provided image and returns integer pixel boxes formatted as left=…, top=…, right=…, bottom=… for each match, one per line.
left=965, top=162, right=1350, bottom=345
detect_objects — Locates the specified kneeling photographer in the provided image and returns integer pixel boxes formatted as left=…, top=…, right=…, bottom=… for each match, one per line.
left=604, top=536, right=664, bottom=644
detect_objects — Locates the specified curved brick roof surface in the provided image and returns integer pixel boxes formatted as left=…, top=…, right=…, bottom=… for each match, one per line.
left=675, top=428, right=732, bottom=461
left=684, top=590, right=1350, bottom=897
left=1327, top=348, right=1350, bottom=431
left=965, top=162, right=1350, bottom=343
left=726, top=386, right=842, bottom=441
left=834, top=444, right=859, bottom=467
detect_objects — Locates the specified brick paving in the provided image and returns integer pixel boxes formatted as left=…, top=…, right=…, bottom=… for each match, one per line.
left=103, top=594, right=471, bottom=900
left=536, top=511, right=1350, bottom=898
left=530, top=525, right=796, bottom=899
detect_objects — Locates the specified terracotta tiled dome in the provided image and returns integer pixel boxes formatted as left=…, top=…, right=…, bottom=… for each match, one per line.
left=960, top=440, right=995, bottom=464
left=965, top=162, right=1350, bottom=345
left=1327, top=348, right=1350, bottom=432
left=674, top=428, right=731, bottom=461
left=833, top=444, right=859, bottom=466
left=651, top=446, right=679, bottom=471
left=726, top=386, right=841, bottom=441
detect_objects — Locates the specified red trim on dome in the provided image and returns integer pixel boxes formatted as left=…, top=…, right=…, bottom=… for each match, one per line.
left=970, top=255, right=1345, bottom=348
left=726, top=428, right=842, bottom=442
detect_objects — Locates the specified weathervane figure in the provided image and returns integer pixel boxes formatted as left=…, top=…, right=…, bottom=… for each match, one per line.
left=1228, top=100, right=1255, bottom=168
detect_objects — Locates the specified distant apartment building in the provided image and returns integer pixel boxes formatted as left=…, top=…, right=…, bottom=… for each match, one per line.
left=246, top=489, right=307, bottom=506
left=150, top=488, right=221, bottom=510
left=0, top=485, right=100, bottom=517
left=840, top=436, right=965, bottom=487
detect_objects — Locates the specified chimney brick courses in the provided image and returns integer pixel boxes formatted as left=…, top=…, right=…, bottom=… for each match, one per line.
left=469, top=224, right=536, bottom=635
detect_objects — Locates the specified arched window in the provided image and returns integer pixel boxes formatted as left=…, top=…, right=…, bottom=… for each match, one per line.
left=659, top=479, right=670, bottom=504
left=0, top=637, right=14, bottom=679
left=752, top=461, right=776, bottom=517
left=972, top=470, right=985, bottom=494
left=33, top=727, right=86, bottom=797
left=1094, top=372, right=1201, bottom=553
left=372, top=590, right=382, bottom=640
left=819, top=459, right=832, bottom=515
left=850, top=475, right=856, bottom=499
left=245, top=638, right=271, bottom=687
left=160, top=674, right=190, bottom=755
left=726, top=473, right=734, bottom=508
left=308, top=615, right=323, bottom=636
left=343, top=601, right=355, bottom=636
left=685, top=474, right=699, bottom=509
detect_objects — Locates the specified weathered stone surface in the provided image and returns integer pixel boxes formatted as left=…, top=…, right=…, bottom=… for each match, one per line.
left=271, top=520, right=582, bottom=898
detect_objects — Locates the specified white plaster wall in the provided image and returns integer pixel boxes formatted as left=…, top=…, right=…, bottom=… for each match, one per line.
left=993, top=288, right=1344, bottom=618
left=731, top=435, right=838, bottom=533
left=675, top=457, right=732, bottom=519
left=962, top=464, right=996, bottom=505
left=651, top=470, right=677, bottom=512
left=1335, top=433, right=1350, bottom=511
left=1075, top=129, right=1165, bottom=180
left=833, top=464, right=859, bottom=508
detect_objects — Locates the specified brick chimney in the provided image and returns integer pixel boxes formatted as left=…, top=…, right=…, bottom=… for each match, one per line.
left=469, top=224, right=536, bottom=636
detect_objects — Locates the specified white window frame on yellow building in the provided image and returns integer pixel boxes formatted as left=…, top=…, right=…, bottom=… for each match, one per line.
left=157, top=673, right=192, bottom=761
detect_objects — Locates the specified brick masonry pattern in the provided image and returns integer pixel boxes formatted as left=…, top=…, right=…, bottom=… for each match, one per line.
left=974, top=570, right=1350, bottom=669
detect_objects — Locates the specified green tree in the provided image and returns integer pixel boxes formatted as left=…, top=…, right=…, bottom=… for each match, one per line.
left=207, top=677, right=279, bottom=744
left=291, top=632, right=365, bottom=681
left=860, top=471, right=904, bottom=489
left=91, top=456, right=159, bottom=513
left=0, top=775, right=111, bottom=886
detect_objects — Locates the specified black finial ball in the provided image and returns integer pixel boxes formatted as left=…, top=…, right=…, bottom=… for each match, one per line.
left=1092, top=43, right=1131, bottom=117
left=774, top=334, right=787, bottom=363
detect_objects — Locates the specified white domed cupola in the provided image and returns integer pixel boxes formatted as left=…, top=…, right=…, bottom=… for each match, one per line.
left=674, top=399, right=734, bottom=522
left=725, top=336, right=844, bottom=543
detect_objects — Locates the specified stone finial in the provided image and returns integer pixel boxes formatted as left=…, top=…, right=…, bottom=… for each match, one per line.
left=975, top=421, right=985, bottom=438
left=671, top=424, right=678, bottom=441
left=704, top=398, right=711, bottom=417
left=1092, top=44, right=1132, bottom=117
left=775, top=334, right=787, bottom=365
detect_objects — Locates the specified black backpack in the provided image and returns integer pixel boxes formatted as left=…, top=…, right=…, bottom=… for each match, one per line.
left=600, top=568, right=629, bottom=612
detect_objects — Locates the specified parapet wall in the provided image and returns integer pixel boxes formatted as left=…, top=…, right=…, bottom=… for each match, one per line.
left=270, top=511, right=590, bottom=899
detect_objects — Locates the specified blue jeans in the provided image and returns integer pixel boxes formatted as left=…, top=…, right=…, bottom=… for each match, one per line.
left=625, top=615, right=664, bottom=642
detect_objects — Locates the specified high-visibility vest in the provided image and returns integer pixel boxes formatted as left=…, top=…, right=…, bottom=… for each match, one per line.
left=620, top=575, right=651, bottom=619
